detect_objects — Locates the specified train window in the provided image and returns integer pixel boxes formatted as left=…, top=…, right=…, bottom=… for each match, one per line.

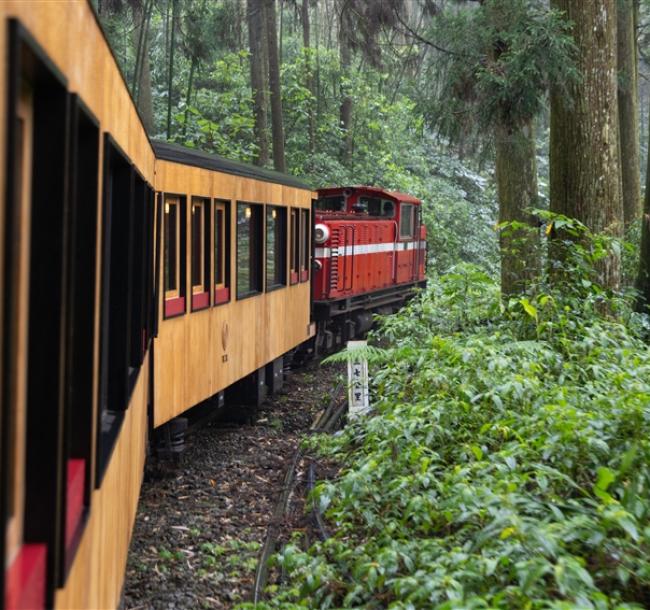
left=300, top=209, right=310, bottom=283
left=163, top=195, right=186, bottom=317
left=4, top=76, right=35, bottom=596
left=399, top=204, right=415, bottom=239
left=236, top=202, right=263, bottom=299
left=359, top=196, right=380, bottom=215
left=5, top=26, right=71, bottom=605
left=266, top=206, right=287, bottom=290
left=191, top=197, right=210, bottom=311
left=165, top=198, right=179, bottom=294
left=381, top=199, right=395, bottom=218
left=60, top=97, right=100, bottom=575
left=214, top=200, right=230, bottom=305
left=316, top=195, right=345, bottom=212
left=290, top=209, right=300, bottom=285
left=97, top=137, right=134, bottom=488
left=129, top=172, right=148, bottom=373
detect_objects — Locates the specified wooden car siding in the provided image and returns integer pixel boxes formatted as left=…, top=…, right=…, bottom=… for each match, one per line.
left=153, top=160, right=315, bottom=426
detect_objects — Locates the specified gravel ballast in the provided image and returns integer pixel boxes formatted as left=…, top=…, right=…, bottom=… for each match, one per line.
left=123, top=363, right=342, bottom=609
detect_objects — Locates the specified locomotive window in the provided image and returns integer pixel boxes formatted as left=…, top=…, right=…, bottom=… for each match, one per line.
left=266, top=206, right=287, bottom=290
left=381, top=199, right=395, bottom=218
left=359, top=196, right=381, bottom=215
left=214, top=200, right=230, bottom=305
left=236, top=202, right=263, bottom=299
left=316, top=195, right=345, bottom=212
left=191, top=197, right=210, bottom=311
left=164, top=195, right=186, bottom=317
left=290, top=208, right=300, bottom=285
left=300, top=209, right=310, bottom=282
left=399, top=204, right=415, bottom=239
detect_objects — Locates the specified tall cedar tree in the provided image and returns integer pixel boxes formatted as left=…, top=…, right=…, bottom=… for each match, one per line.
left=637, top=137, right=650, bottom=311
left=131, top=0, right=154, bottom=132
left=248, top=0, right=270, bottom=166
left=415, top=0, right=575, bottom=296
left=550, top=0, right=623, bottom=289
left=338, top=1, right=353, bottom=164
left=618, top=0, right=641, bottom=229
left=264, top=0, right=286, bottom=172
left=302, top=0, right=316, bottom=155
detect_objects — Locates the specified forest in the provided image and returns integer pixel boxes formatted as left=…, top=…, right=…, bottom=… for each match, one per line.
left=100, top=0, right=650, bottom=607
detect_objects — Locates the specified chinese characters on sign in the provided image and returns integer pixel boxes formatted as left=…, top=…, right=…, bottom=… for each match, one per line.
left=347, top=340, right=370, bottom=417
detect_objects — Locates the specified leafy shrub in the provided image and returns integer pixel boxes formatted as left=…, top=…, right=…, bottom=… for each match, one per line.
left=244, top=221, right=650, bottom=609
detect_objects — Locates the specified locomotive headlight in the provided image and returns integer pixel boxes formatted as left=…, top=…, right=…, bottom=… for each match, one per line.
left=314, top=223, right=330, bottom=244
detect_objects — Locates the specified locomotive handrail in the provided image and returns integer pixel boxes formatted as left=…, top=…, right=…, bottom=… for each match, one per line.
left=392, top=221, right=399, bottom=283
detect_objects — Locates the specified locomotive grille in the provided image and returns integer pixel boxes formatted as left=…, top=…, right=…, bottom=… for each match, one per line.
left=328, top=227, right=340, bottom=293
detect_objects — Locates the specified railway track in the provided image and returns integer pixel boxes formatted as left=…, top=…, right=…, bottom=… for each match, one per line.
left=251, top=385, right=347, bottom=604
left=123, top=362, right=345, bottom=609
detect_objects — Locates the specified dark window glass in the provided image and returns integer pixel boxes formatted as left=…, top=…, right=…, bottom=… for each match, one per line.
left=399, top=204, right=414, bottom=239
left=290, top=208, right=299, bottom=283
left=381, top=199, right=395, bottom=217
left=215, top=206, right=225, bottom=286
left=236, top=202, right=263, bottom=298
left=316, top=195, right=345, bottom=212
left=164, top=198, right=178, bottom=294
left=266, top=206, right=286, bottom=289
left=191, top=202, right=202, bottom=288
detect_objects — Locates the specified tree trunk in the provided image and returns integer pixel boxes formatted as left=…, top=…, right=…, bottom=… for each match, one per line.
left=549, top=0, right=623, bottom=289
left=264, top=0, right=286, bottom=172
left=182, top=56, right=197, bottom=139
left=247, top=0, right=270, bottom=166
left=131, top=0, right=154, bottom=133
left=618, top=0, right=641, bottom=229
left=339, top=4, right=352, bottom=164
left=635, top=101, right=650, bottom=311
left=166, top=0, right=178, bottom=140
left=496, top=122, right=541, bottom=296
left=302, top=0, right=316, bottom=155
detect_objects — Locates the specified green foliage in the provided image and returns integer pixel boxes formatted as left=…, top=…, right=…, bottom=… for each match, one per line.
left=419, top=0, right=577, bottom=144
left=244, top=226, right=650, bottom=609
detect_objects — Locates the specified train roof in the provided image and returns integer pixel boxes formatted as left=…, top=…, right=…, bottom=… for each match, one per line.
left=317, top=185, right=422, bottom=205
left=153, top=141, right=312, bottom=190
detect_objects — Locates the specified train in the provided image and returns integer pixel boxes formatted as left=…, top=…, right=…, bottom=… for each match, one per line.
left=0, top=2, right=426, bottom=609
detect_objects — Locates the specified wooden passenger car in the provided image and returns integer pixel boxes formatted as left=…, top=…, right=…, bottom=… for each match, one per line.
left=0, top=2, right=314, bottom=608
left=152, top=143, right=313, bottom=427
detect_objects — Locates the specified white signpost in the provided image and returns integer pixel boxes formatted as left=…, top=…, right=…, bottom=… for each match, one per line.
left=347, top=340, right=370, bottom=417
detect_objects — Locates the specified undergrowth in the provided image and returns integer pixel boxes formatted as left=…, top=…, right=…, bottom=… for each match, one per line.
left=242, top=217, right=650, bottom=609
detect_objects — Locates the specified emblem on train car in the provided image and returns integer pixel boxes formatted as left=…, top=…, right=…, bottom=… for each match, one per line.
left=222, top=322, right=230, bottom=351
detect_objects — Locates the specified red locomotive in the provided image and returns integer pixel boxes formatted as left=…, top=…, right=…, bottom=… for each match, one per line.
left=309, top=186, right=427, bottom=355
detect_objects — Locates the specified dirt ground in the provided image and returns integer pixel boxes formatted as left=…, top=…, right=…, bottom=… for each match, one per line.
left=122, top=362, right=343, bottom=610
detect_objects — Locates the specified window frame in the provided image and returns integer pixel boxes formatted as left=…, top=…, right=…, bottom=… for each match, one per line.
left=236, top=201, right=263, bottom=300
left=213, top=199, right=230, bottom=306
left=163, top=194, right=186, bottom=318
left=190, top=196, right=210, bottom=312
left=164, top=196, right=181, bottom=299
left=299, top=208, right=310, bottom=283
left=265, top=205, right=287, bottom=292
left=289, top=208, right=300, bottom=285
left=399, top=203, right=415, bottom=240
